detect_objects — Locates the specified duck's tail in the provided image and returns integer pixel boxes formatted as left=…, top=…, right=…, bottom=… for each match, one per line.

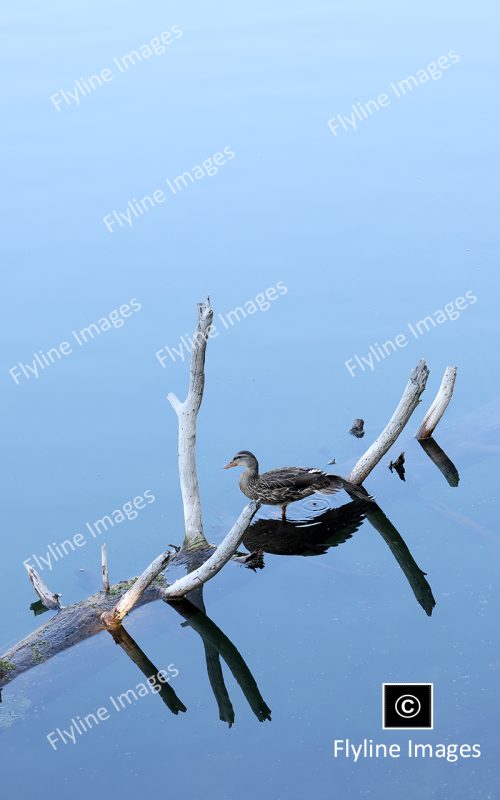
left=341, top=478, right=374, bottom=501
left=320, top=475, right=374, bottom=502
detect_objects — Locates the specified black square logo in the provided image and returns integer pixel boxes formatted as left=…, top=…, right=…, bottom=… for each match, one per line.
left=382, top=683, right=433, bottom=729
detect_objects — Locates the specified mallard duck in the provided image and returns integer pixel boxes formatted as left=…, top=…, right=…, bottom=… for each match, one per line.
left=224, top=450, right=370, bottom=520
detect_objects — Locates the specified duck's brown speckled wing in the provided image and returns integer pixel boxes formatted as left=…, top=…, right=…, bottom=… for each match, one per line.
left=257, top=467, right=336, bottom=500
left=258, top=466, right=320, bottom=488
left=291, top=468, right=332, bottom=488
left=248, top=465, right=369, bottom=505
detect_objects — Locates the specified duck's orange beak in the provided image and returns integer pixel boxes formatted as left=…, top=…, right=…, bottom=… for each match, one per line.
left=223, top=460, right=237, bottom=469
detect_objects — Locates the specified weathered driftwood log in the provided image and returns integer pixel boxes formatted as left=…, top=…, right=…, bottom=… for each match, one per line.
left=1, top=299, right=259, bottom=687
left=348, top=359, right=429, bottom=485
left=1, top=490, right=438, bottom=691
left=0, top=579, right=159, bottom=686
left=1, top=299, right=453, bottom=698
left=25, top=565, right=62, bottom=611
left=167, top=298, right=214, bottom=550
left=102, top=551, right=173, bottom=627
left=1, top=502, right=259, bottom=685
left=416, top=366, right=457, bottom=439
left=1, top=567, right=270, bottom=724
left=101, top=502, right=258, bottom=628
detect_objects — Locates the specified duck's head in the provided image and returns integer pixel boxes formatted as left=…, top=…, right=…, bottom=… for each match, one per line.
left=224, top=450, right=258, bottom=471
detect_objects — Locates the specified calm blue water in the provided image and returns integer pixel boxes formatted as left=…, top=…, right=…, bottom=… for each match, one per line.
left=2, top=1, right=499, bottom=798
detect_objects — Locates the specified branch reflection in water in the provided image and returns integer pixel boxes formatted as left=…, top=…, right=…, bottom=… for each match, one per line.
left=0, top=498, right=437, bottom=728
left=243, top=499, right=435, bottom=616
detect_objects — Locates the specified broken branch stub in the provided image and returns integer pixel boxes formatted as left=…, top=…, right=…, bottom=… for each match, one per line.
left=415, top=366, right=457, bottom=440
left=167, top=298, right=214, bottom=550
left=348, top=359, right=430, bottom=485
left=25, top=565, right=62, bottom=611
left=2, top=502, right=259, bottom=687
left=101, top=551, right=172, bottom=628
left=101, top=544, right=110, bottom=593
left=101, top=499, right=257, bottom=627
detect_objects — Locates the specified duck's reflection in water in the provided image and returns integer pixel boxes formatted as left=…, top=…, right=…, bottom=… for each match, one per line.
left=243, top=499, right=371, bottom=557
left=0, top=502, right=435, bottom=730
left=242, top=499, right=435, bottom=617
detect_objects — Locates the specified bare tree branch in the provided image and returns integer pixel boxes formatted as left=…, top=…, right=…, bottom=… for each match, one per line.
left=416, top=366, right=457, bottom=439
left=102, top=500, right=257, bottom=627
left=101, top=544, right=110, bottom=593
left=167, top=298, right=214, bottom=550
left=1, top=503, right=259, bottom=687
left=3, top=299, right=445, bottom=712
left=25, top=565, right=62, bottom=611
left=161, top=501, right=259, bottom=600
left=101, top=551, right=172, bottom=628
left=348, top=359, right=430, bottom=485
